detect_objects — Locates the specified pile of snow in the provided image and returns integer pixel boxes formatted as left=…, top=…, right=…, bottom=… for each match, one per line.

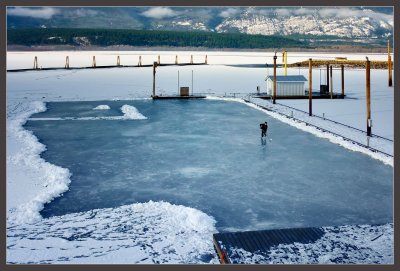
left=6, top=101, right=71, bottom=225
left=223, top=223, right=393, bottom=264
left=28, top=104, right=148, bottom=121
left=121, top=104, right=147, bottom=120
left=6, top=201, right=218, bottom=264
left=93, top=104, right=110, bottom=110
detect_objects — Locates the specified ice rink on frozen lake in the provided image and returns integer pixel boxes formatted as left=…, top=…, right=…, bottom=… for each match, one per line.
left=25, top=99, right=393, bottom=232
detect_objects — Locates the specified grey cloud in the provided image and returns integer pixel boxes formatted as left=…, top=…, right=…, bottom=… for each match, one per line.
left=73, top=9, right=100, bottom=17
left=275, top=8, right=291, bottom=17
left=219, top=8, right=240, bottom=18
left=141, top=7, right=178, bottom=19
left=8, top=7, right=60, bottom=19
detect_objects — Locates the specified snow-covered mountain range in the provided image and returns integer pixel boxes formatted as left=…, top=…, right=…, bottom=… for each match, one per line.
left=7, top=6, right=393, bottom=39
left=214, top=7, right=393, bottom=38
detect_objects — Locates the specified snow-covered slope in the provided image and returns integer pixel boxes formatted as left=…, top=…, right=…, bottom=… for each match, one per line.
left=215, top=7, right=393, bottom=38
left=7, top=7, right=393, bottom=39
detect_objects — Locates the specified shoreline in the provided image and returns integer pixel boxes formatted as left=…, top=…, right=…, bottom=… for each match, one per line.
left=7, top=44, right=389, bottom=54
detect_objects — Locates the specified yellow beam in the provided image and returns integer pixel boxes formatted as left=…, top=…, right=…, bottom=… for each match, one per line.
left=282, top=51, right=287, bottom=76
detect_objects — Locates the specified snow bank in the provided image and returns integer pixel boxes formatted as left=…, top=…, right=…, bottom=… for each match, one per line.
left=6, top=101, right=71, bottom=225
left=224, top=223, right=393, bottom=264
left=207, top=96, right=393, bottom=166
left=28, top=104, right=147, bottom=121
left=6, top=201, right=218, bottom=264
left=93, top=104, right=110, bottom=110
left=121, top=104, right=147, bottom=120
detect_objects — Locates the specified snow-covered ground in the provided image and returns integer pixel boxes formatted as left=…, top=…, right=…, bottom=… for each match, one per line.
left=6, top=51, right=394, bottom=264
left=7, top=201, right=217, bottom=264
left=7, top=50, right=393, bottom=69
left=221, top=224, right=393, bottom=264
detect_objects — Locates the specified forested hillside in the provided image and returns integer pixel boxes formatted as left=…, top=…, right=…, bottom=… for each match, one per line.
left=7, top=28, right=309, bottom=49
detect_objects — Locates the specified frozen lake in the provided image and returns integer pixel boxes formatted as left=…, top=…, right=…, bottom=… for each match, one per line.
left=7, top=51, right=394, bottom=263
left=25, top=99, right=393, bottom=232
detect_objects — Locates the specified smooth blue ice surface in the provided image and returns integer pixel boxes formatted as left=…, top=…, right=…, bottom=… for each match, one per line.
left=25, top=100, right=393, bottom=231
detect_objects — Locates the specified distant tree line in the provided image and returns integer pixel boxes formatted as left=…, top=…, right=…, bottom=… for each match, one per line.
left=7, top=28, right=310, bottom=49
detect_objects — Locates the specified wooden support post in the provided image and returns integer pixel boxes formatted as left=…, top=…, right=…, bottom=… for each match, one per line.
left=205, top=55, right=208, bottom=64
left=388, top=39, right=392, bottom=87
left=366, top=57, right=371, bottom=136
left=283, top=51, right=287, bottom=76
left=65, top=56, right=69, bottom=69
left=190, top=55, right=193, bottom=64
left=389, top=55, right=392, bottom=87
left=33, top=56, right=38, bottom=69
left=152, top=62, right=157, bottom=97
left=138, top=56, right=142, bottom=66
left=158, top=55, right=160, bottom=65
left=326, top=64, right=329, bottom=89
left=285, top=51, right=288, bottom=75
left=341, top=64, right=344, bottom=97
left=117, top=56, right=120, bottom=66
left=273, top=54, right=277, bottom=104
left=92, top=56, right=96, bottom=68
left=309, top=58, right=312, bottom=116
left=329, top=65, right=333, bottom=99
left=175, top=55, right=178, bottom=65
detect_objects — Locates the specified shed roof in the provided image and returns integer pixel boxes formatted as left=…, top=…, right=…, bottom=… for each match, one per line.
left=265, top=75, right=307, bottom=82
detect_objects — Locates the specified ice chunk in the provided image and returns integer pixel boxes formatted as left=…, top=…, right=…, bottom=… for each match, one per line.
left=93, top=105, right=111, bottom=110
left=121, top=104, right=147, bottom=120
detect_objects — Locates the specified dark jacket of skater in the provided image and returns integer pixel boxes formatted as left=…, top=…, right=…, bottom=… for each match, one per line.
left=260, top=121, right=268, bottom=137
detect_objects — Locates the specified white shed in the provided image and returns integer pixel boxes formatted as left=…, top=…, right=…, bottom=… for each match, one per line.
left=265, top=75, right=307, bottom=96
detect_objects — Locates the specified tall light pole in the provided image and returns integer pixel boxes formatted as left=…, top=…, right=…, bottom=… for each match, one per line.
left=152, top=61, right=157, bottom=97
left=273, top=52, right=277, bottom=104
left=388, top=39, right=392, bottom=87
left=309, top=58, right=312, bottom=116
left=178, top=70, right=180, bottom=95
left=330, top=65, right=333, bottom=99
left=366, top=57, right=371, bottom=137
left=341, top=64, right=345, bottom=97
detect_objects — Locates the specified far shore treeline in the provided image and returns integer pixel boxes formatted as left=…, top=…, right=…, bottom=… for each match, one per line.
left=7, top=28, right=310, bottom=49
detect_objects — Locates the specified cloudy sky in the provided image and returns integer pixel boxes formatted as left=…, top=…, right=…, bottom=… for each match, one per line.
left=7, top=6, right=393, bottom=21
left=8, top=7, right=60, bottom=19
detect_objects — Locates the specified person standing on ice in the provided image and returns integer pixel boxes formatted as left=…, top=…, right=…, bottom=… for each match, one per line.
left=260, top=122, right=268, bottom=137
left=264, top=122, right=268, bottom=136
